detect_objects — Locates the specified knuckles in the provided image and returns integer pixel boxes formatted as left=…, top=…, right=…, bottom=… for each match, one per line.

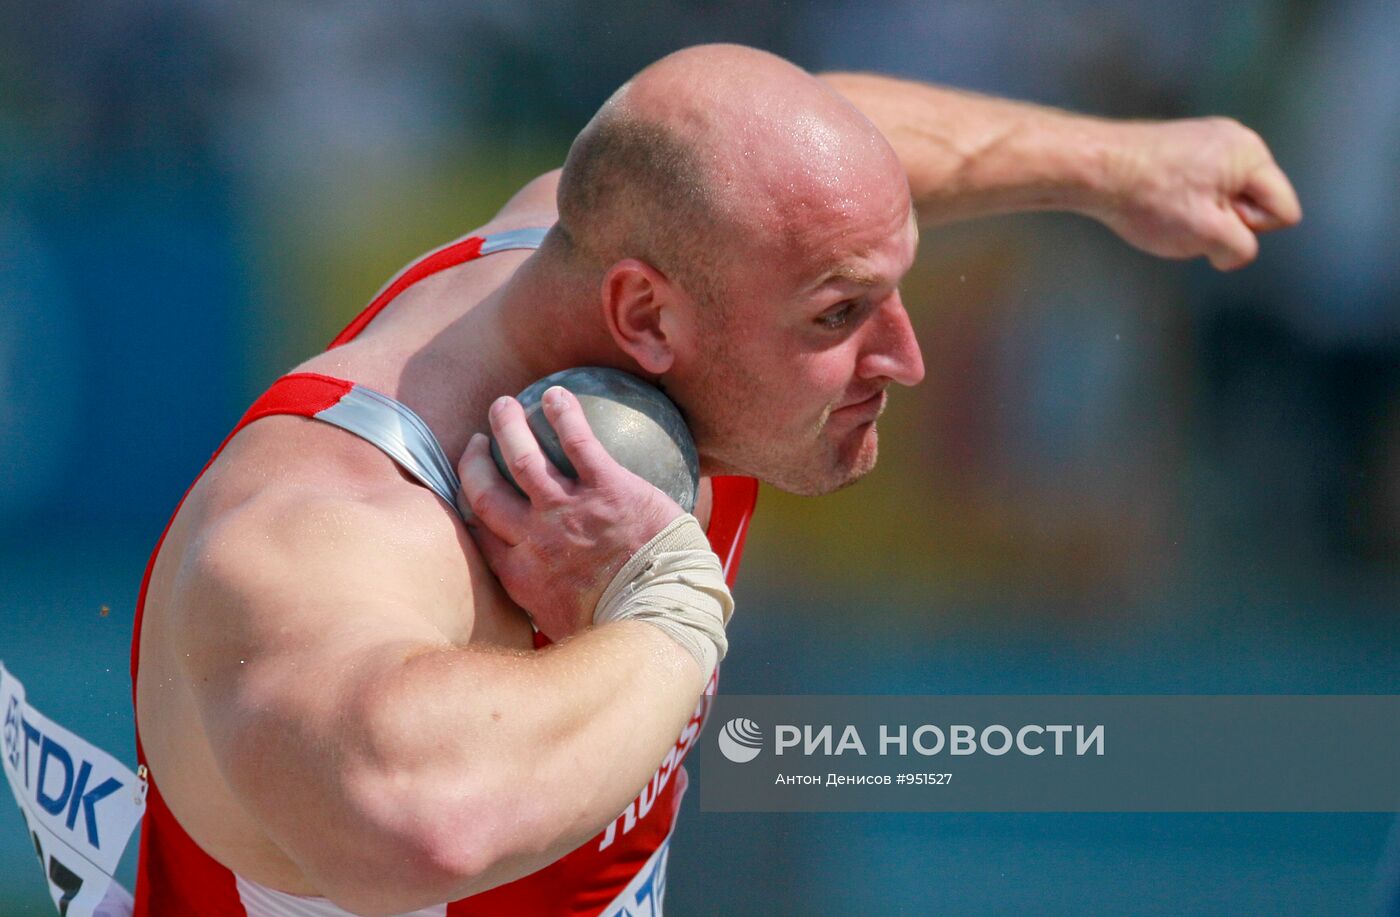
left=559, top=431, right=596, bottom=454
left=507, top=451, right=544, bottom=479
left=464, top=486, right=497, bottom=517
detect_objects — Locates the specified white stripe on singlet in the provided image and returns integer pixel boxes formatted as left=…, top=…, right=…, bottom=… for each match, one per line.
left=232, top=837, right=674, bottom=917
left=231, top=832, right=676, bottom=916
left=235, top=875, right=446, bottom=917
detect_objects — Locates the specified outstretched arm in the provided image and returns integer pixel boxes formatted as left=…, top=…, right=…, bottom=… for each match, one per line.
left=822, top=72, right=1301, bottom=271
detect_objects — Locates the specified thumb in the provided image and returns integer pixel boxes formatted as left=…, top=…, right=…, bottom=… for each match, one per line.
left=1235, top=161, right=1302, bottom=233
left=1232, top=197, right=1275, bottom=231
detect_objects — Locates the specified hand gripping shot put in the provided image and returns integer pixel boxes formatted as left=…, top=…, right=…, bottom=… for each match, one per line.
left=478, top=368, right=729, bottom=680
left=488, top=367, right=700, bottom=513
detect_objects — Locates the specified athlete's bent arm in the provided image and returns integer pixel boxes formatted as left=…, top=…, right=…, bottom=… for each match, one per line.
left=178, top=398, right=720, bottom=916
left=822, top=71, right=1302, bottom=270
left=183, top=519, right=703, bottom=915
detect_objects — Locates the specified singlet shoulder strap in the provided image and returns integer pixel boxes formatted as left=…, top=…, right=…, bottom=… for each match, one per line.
left=243, top=373, right=461, bottom=511
left=329, top=225, right=551, bottom=349
left=311, top=383, right=462, bottom=511
left=480, top=225, right=550, bottom=254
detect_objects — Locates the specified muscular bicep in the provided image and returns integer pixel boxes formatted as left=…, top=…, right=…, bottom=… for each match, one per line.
left=164, top=483, right=714, bottom=910
left=175, top=495, right=456, bottom=789
left=170, top=494, right=478, bottom=877
left=176, top=494, right=463, bottom=689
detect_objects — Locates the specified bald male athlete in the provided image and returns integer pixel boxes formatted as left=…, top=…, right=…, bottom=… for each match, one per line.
left=131, top=45, right=1299, bottom=916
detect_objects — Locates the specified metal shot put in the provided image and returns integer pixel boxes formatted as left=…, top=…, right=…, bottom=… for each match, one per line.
left=489, top=368, right=700, bottom=513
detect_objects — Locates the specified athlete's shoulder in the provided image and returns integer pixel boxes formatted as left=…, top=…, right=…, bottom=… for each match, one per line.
left=479, top=169, right=560, bottom=236
left=175, top=414, right=473, bottom=623
left=209, top=410, right=451, bottom=521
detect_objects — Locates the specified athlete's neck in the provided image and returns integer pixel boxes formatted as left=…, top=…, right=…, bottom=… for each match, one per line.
left=396, top=250, right=629, bottom=461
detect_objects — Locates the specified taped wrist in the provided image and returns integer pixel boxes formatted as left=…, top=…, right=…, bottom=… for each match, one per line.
left=593, top=513, right=734, bottom=681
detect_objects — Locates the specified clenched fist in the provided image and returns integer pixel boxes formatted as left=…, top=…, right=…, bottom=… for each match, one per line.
left=1091, top=116, right=1302, bottom=271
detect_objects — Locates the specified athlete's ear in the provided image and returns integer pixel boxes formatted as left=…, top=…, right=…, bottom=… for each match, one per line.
left=599, top=258, right=680, bottom=376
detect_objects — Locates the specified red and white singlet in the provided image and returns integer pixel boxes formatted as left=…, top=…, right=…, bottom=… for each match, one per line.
left=129, top=228, right=758, bottom=916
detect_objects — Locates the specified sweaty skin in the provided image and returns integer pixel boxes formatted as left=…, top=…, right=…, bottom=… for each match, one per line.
left=135, top=44, right=1300, bottom=915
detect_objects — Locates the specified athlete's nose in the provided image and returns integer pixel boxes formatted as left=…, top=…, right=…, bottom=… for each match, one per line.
left=857, top=292, right=925, bottom=387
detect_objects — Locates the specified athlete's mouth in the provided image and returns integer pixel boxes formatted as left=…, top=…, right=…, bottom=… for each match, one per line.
left=831, top=389, right=886, bottom=418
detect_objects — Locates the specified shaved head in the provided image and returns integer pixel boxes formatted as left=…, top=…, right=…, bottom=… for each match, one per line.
left=556, top=44, right=905, bottom=307
left=551, top=44, right=922, bottom=494
left=556, top=88, right=727, bottom=305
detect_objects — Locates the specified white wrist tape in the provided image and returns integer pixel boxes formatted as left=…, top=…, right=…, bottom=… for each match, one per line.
left=593, top=514, right=734, bottom=681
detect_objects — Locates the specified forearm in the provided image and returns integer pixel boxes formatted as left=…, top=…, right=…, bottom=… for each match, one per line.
left=377, top=619, right=704, bottom=897
left=822, top=71, right=1117, bottom=225
left=236, top=618, right=703, bottom=913
left=823, top=71, right=1300, bottom=270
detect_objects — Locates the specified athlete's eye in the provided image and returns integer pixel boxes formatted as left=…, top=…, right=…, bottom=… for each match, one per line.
left=818, top=300, right=859, bottom=330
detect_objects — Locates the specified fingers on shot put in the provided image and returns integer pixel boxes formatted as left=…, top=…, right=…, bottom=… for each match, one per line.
left=458, top=400, right=542, bottom=542
left=540, top=385, right=614, bottom=488
left=459, top=387, right=623, bottom=536
left=492, top=395, right=574, bottom=501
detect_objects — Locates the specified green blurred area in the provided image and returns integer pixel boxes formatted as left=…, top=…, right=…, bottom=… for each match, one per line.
left=240, top=142, right=571, bottom=384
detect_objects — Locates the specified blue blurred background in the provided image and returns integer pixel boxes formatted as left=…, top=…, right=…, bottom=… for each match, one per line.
left=2, top=1, right=1399, bottom=914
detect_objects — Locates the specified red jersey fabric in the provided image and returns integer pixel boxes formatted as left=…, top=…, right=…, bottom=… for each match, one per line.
left=130, top=231, right=759, bottom=915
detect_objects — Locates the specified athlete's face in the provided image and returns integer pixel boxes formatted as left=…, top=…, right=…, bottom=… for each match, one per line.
left=667, top=188, right=925, bottom=496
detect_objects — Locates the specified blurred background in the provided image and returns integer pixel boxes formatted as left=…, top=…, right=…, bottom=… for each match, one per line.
left=1, top=1, right=1398, bottom=914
